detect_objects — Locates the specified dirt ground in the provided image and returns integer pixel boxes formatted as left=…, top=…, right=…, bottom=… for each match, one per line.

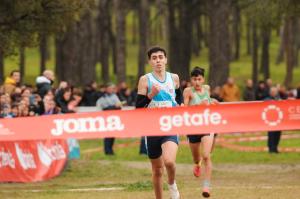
left=1, top=161, right=300, bottom=199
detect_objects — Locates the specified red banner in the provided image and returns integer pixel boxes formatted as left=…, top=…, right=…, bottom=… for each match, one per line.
left=0, top=100, right=300, bottom=141
left=0, top=140, right=68, bottom=182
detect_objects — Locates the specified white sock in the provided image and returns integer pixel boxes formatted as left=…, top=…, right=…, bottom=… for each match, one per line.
left=168, top=181, right=178, bottom=190
left=203, top=180, right=210, bottom=188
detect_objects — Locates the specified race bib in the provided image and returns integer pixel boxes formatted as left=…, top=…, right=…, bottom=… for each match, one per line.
left=148, top=101, right=173, bottom=108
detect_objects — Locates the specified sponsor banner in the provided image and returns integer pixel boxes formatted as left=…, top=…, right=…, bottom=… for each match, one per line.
left=0, top=140, right=68, bottom=182
left=0, top=100, right=300, bottom=141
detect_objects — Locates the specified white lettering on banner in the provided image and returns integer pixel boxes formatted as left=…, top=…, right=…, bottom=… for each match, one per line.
left=288, top=105, right=300, bottom=120
left=0, top=123, right=14, bottom=135
left=288, top=106, right=300, bottom=114
left=51, top=116, right=125, bottom=136
left=159, top=109, right=227, bottom=132
left=15, top=144, right=37, bottom=170
left=0, top=148, right=15, bottom=168
left=37, top=142, right=66, bottom=167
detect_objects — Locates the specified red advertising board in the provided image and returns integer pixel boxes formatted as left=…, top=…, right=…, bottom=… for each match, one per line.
left=0, top=140, right=68, bottom=182
left=0, top=100, right=299, bottom=141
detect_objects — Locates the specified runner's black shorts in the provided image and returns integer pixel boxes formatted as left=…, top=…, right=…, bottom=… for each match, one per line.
left=187, top=133, right=217, bottom=143
left=145, top=135, right=179, bottom=159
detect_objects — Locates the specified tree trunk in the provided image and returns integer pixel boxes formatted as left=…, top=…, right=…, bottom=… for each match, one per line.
left=19, top=46, right=25, bottom=83
left=207, top=0, right=231, bottom=88
left=156, top=0, right=168, bottom=46
left=246, top=16, right=252, bottom=56
left=294, top=19, right=300, bottom=67
left=55, top=36, right=65, bottom=81
left=167, top=0, right=180, bottom=74
left=114, top=0, right=127, bottom=83
left=132, top=11, right=138, bottom=45
left=109, top=28, right=117, bottom=75
left=192, top=14, right=202, bottom=56
left=55, top=12, right=96, bottom=86
left=55, top=25, right=79, bottom=85
left=77, top=12, right=96, bottom=85
left=203, top=15, right=209, bottom=48
left=178, top=0, right=193, bottom=81
left=276, top=25, right=286, bottom=65
left=232, top=4, right=240, bottom=60
left=296, top=45, right=300, bottom=67
left=284, top=16, right=296, bottom=87
left=260, top=25, right=271, bottom=80
left=39, top=33, right=48, bottom=74
left=98, top=0, right=112, bottom=84
left=252, top=21, right=258, bottom=87
left=0, top=50, right=4, bottom=84
left=137, top=0, right=149, bottom=78
left=168, top=0, right=193, bottom=81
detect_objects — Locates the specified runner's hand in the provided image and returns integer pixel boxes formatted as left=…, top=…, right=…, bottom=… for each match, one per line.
left=211, top=98, right=219, bottom=105
left=148, top=84, right=160, bottom=99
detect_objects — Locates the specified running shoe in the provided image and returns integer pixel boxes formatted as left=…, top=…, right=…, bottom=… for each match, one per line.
left=168, top=183, right=180, bottom=199
left=193, top=164, right=201, bottom=177
left=202, top=187, right=210, bottom=198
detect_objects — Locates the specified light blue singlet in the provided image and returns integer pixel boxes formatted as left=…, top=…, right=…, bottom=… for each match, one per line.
left=146, top=72, right=177, bottom=108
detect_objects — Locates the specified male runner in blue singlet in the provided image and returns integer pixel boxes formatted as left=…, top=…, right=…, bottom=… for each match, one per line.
left=136, top=46, right=183, bottom=199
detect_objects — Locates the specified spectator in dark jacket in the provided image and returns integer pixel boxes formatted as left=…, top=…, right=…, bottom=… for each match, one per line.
left=55, top=87, right=74, bottom=113
left=210, top=86, right=223, bottom=102
left=278, top=85, right=288, bottom=100
left=255, top=80, right=269, bottom=100
left=117, top=81, right=128, bottom=105
left=81, top=81, right=100, bottom=106
left=243, top=79, right=256, bottom=101
left=264, top=87, right=281, bottom=153
left=36, top=70, right=55, bottom=99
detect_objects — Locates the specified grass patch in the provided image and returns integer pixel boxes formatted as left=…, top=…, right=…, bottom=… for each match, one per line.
left=236, top=137, right=300, bottom=148
left=79, top=134, right=300, bottom=165
left=126, top=181, right=153, bottom=191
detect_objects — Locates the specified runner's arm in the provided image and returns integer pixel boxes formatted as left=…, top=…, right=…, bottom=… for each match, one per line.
left=175, top=88, right=183, bottom=105
left=136, top=75, right=151, bottom=108
left=204, top=85, right=219, bottom=104
left=172, top=74, right=180, bottom=89
left=183, top=87, right=191, bottom=106
left=171, top=74, right=183, bottom=105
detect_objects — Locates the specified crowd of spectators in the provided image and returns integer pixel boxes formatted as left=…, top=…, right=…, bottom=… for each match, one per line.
left=1, top=70, right=299, bottom=154
left=0, top=70, right=138, bottom=118
left=1, top=70, right=299, bottom=119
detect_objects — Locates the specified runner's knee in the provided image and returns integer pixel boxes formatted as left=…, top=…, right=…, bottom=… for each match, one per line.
left=164, top=160, right=175, bottom=170
left=202, top=153, right=211, bottom=162
left=152, top=167, right=164, bottom=178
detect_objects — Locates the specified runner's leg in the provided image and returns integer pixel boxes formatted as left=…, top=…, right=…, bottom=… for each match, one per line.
left=162, top=141, right=178, bottom=184
left=150, top=157, right=164, bottom=199
left=189, top=142, right=201, bottom=165
left=201, top=134, right=214, bottom=197
left=202, top=135, right=214, bottom=182
left=188, top=137, right=202, bottom=177
left=162, top=140, right=180, bottom=199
